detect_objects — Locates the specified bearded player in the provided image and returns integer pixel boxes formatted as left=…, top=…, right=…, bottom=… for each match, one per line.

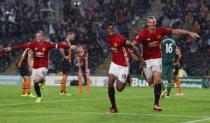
left=133, top=16, right=199, bottom=111
left=4, top=31, right=71, bottom=103
left=106, top=22, right=144, bottom=113
left=59, top=32, right=75, bottom=96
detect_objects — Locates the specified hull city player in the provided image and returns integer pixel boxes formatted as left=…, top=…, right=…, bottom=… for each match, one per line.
left=17, top=48, right=35, bottom=97
left=59, top=32, right=75, bottom=96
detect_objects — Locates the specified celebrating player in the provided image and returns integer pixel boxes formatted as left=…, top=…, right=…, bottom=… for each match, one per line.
left=17, top=48, right=35, bottom=97
left=160, top=38, right=183, bottom=98
left=106, top=22, right=144, bottom=113
left=76, top=45, right=91, bottom=93
left=59, top=32, right=75, bottom=96
left=4, top=31, right=71, bottom=103
left=133, top=16, right=199, bottom=111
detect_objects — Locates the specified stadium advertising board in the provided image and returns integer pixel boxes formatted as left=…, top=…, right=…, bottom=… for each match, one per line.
left=0, top=75, right=207, bottom=88
left=0, top=75, right=22, bottom=85
left=131, top=77, right=205, bottom=88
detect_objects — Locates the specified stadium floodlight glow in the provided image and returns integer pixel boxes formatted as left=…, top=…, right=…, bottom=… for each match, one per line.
left=73, top=0, right=81, bottom=6
left=6, top=11, right=10, bottom=14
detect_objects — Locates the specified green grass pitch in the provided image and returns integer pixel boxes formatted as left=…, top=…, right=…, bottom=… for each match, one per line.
left=0, top=86, right=210, bottom=123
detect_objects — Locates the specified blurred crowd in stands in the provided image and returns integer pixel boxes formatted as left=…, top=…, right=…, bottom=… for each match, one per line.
left=159, top=0, right=210, bottom=76
left=0, top=0, right=152, bottom=74
left=0, top=0, right=209, bottom=76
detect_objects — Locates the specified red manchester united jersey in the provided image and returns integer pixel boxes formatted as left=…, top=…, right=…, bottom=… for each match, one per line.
left=135, top=27, right=172, bottom=60
left=106, top=34, right=131, bottom=66
left=12, top=41, right=70, bottom=69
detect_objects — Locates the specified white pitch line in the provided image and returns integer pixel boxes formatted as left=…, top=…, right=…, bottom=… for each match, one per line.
left=183, top=117, right=210, bottom=123
left=0, top=110, right=208, bottom=119
left=0, top=95, right=151, bottom=107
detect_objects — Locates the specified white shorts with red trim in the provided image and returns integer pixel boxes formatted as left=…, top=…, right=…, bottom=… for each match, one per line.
left=31, top=67, right=48, bottom=82
left=108, top=62, right=129, bottom=83
left=143, top=58, right=162, bottom=81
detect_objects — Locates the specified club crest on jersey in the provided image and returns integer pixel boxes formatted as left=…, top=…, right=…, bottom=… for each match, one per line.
left=157, top=35, right=161, bottom=39
left=35, top=47, right=38, bottom=50
left=114, top=43, right=117, bottom=47
left=42, top=48, right=46, bottom=51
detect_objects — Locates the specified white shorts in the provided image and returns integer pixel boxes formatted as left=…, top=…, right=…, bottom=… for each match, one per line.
left=31, top=67, right=48, bottom=82
left=108, top=62, right=129, bottom=83
left=143, top=58, right=162, bottom=81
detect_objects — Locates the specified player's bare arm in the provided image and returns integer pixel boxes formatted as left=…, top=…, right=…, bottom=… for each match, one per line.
left=17, top=48, right=30, bottom=69
left=76, top=56, right=81, bottom=67
left=28, top=49, right=34, bottom=71
left=126, top=41, right=146, bottom=67
left=84, top=56, right=89, bottom=72
left=174, top=47, right=182, bottom=67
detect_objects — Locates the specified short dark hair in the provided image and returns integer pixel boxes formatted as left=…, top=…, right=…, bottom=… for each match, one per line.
left=147, top=16, right=156, bottom=21
left=36, top=30, right=44, bottom=35
left=107, top=21, right=115, bottom=27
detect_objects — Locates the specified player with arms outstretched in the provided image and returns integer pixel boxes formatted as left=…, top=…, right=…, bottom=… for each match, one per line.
left=133, top=16, right=199, bottom=111
left=106, top=23, right=144, bottom=113
left=4, top=31, right=70, bottom=103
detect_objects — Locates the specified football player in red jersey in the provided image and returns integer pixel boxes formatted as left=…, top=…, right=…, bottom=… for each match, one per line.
left=133, top=16, right=199, bottom=111
left=106, top=23, right=144, bottom=113
left=4, top=31, right=71, bottom=103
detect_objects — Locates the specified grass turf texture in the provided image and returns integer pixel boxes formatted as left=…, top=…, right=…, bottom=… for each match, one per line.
left=0, top=86, right=210, bottom=123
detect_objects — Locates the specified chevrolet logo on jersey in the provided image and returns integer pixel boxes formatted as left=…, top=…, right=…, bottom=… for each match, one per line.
left=148, top=41, right=159, bottom=47
left=35, top=52, right=44, bottom=57
left=111, top=47, right=118, bottom=51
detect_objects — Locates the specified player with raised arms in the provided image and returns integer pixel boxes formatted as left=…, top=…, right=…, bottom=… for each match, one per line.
left=133, top=16, right=199, bottom=111
left=4, top=31, right=71, bottom=103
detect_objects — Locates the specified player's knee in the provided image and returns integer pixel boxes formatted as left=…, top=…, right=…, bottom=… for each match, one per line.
left=116, top=87, right=123, bottom=92
left=116, top=81, right=125, bottom=92
left=154, top=76, right=161, bottom=84
left=34, top=76, right=43, bottom=83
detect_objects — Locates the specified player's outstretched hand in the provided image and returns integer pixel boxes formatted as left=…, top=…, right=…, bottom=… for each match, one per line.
left=4, top=47, right=12, bottom=51
left=189, top=32, right=200, bottom=39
